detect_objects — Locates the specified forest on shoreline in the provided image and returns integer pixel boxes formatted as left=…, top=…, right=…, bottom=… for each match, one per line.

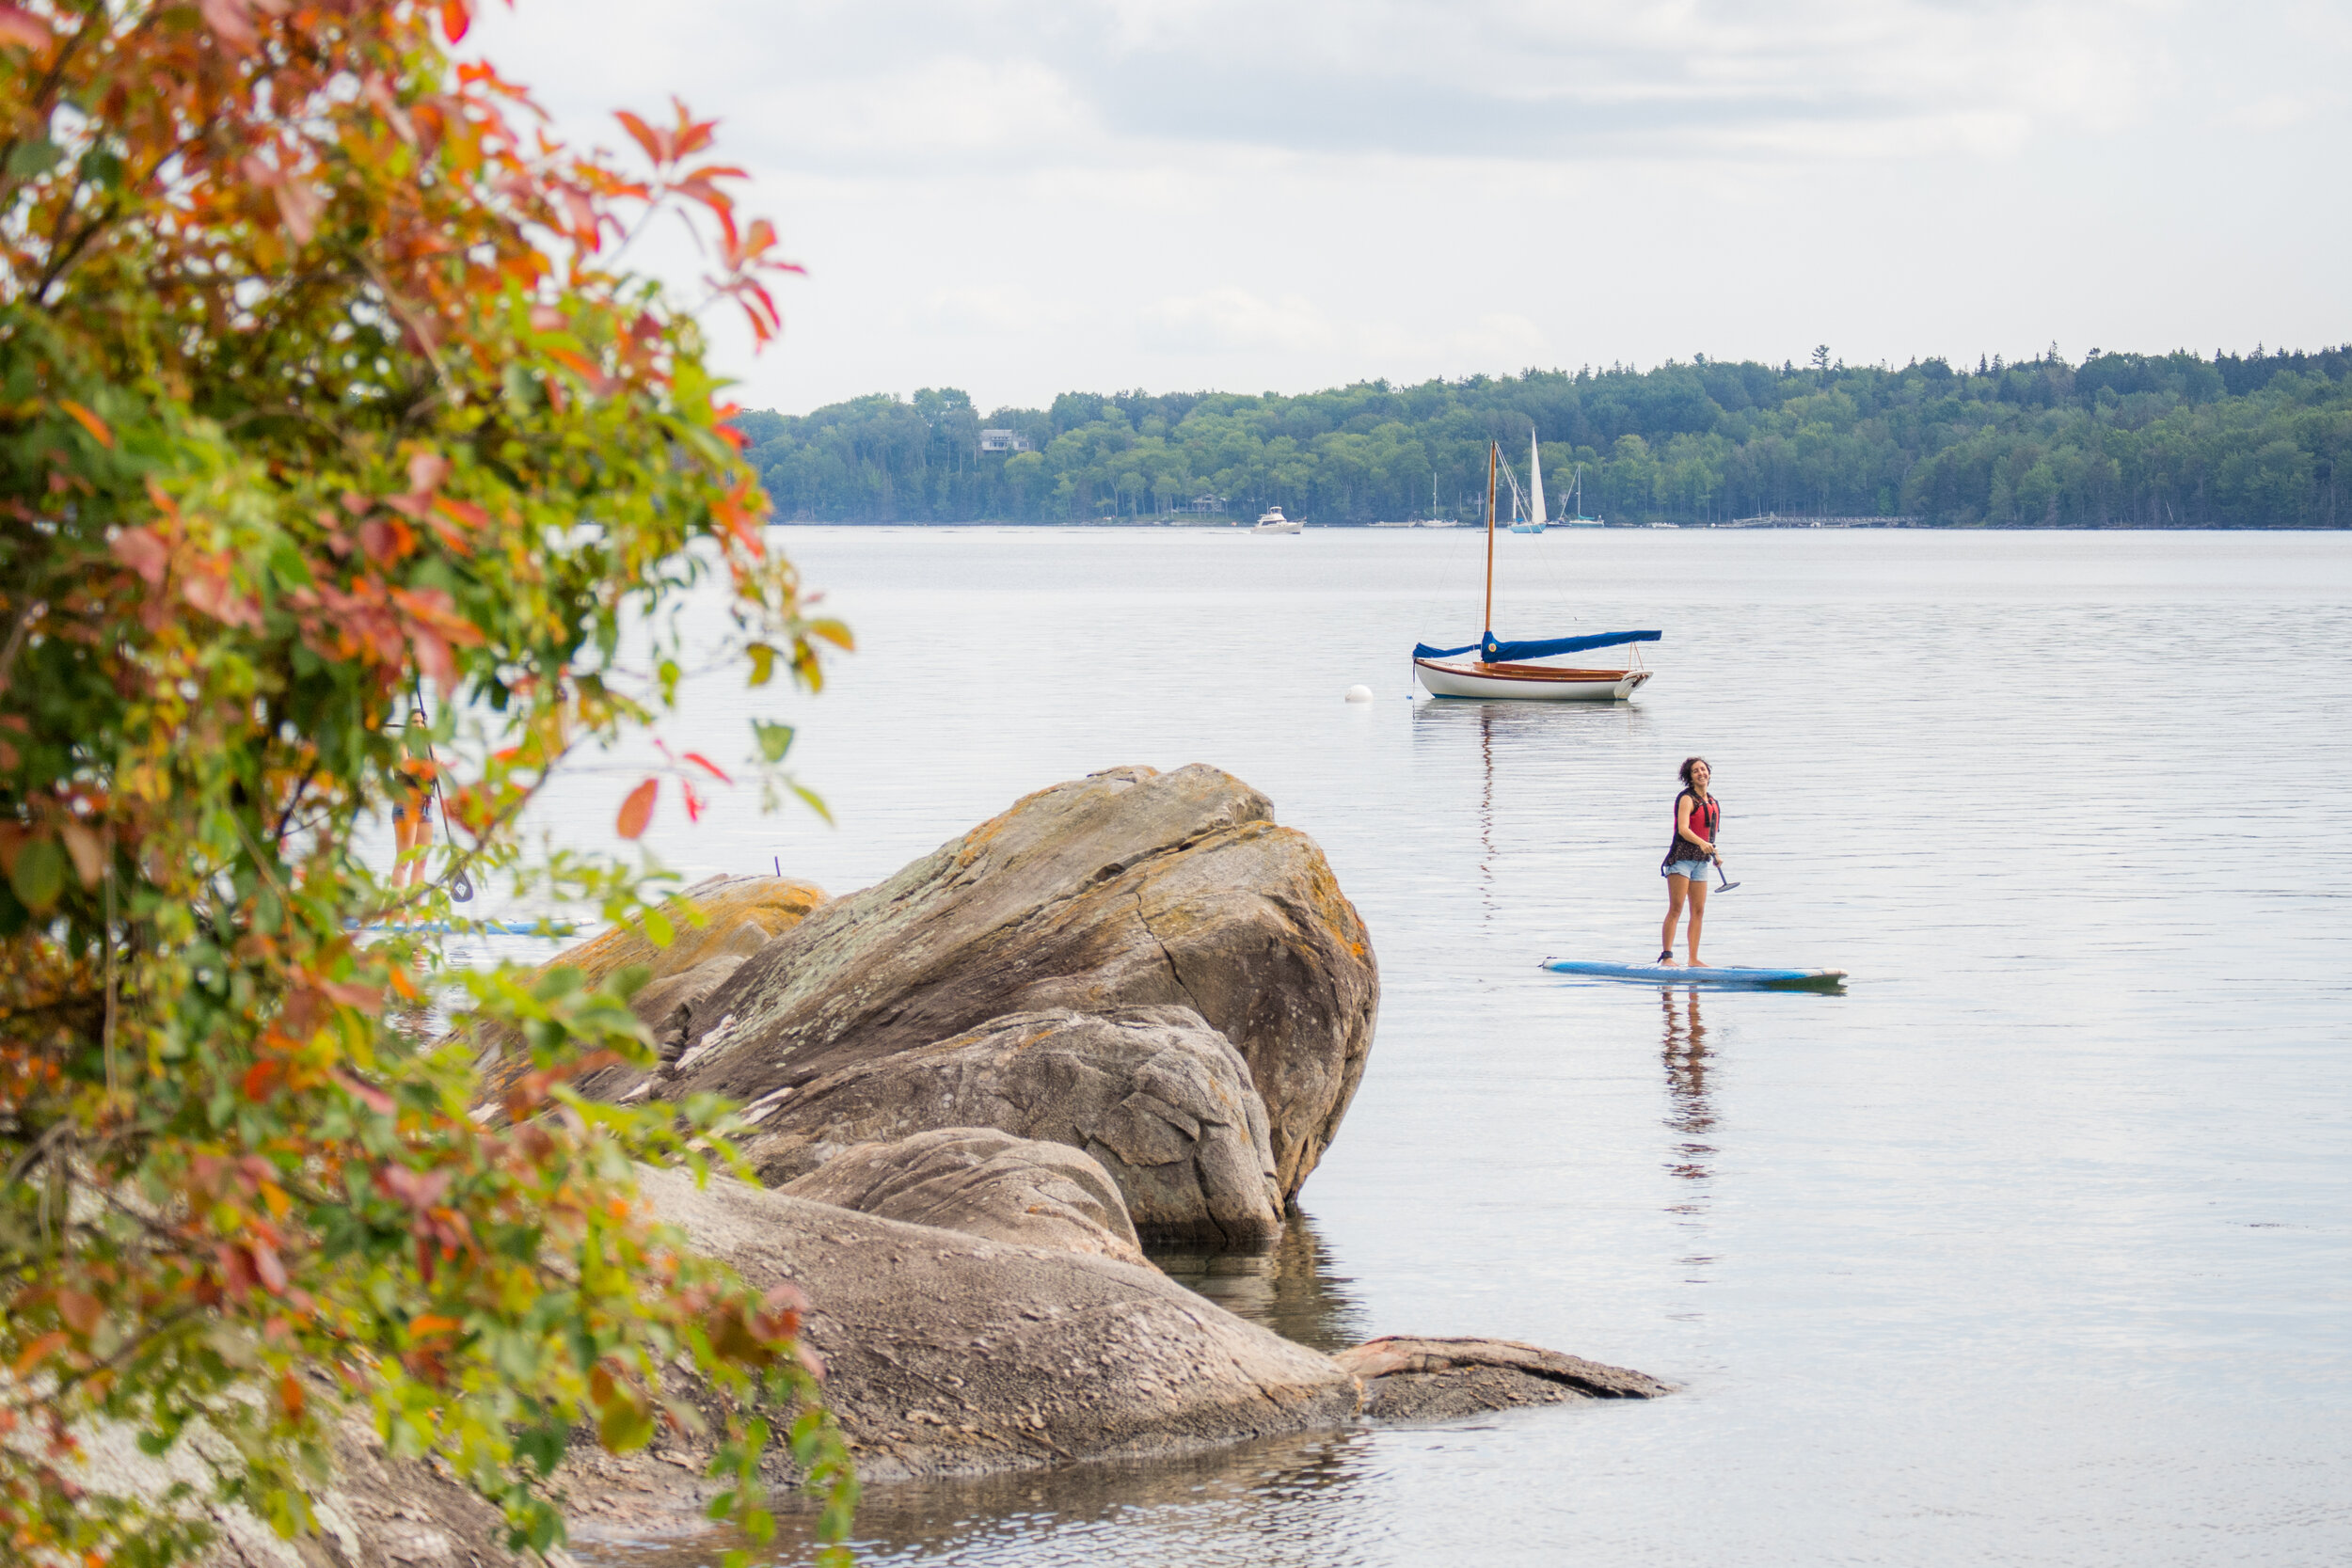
left=732, top=345, right=2352, bottom=529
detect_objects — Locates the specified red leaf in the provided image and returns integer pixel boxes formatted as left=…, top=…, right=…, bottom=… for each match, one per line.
left=278, top=1371, right=306, bottom=1418
left=55, top=1290, right=101, bottom=1337
left=199, top=0, right=256, bottom=50
left=615, top=778, right=658, bottom=839
left=111, top=527, right=169, bottom=586
left=376, top=1164, right=451, bottom=1210
left=58, top=400, right=113, bottom=448
left=681, top=780, right=703, bottom=823
left=439, top=0, right=470, bottom=42
left=406, top=451, right=449, bottom=498
left=614, top=108, right=670, bottom=166
left=0, top=7, right=55, bottom=51
left=271, top=182, right=323, bottom=245
left=333, top=1069, right=396, bottom=1117
left=251, top=1243, right=288, bottom=1295
left=680, top=752, right=732, bottom=784
left=12, top=1331, right=69, bottom=1376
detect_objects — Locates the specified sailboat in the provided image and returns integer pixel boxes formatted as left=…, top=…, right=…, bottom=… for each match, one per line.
left=1411, top=441, right=1661, bottom=701
left=1508, top=430, right=1547, bottom=533
left=1560, top=463, right=1603, bottom=526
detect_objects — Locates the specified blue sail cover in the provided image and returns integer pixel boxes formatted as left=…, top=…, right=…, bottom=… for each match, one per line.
left=1413, top=629, right=1662, bottom=662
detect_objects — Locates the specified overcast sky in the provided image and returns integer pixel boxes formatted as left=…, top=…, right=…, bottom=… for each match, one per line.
left=469, top=0, right=2350, bottom=415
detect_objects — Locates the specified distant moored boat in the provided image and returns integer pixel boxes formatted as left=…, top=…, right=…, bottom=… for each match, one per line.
left=1252, top=506, right=1301, bottom=533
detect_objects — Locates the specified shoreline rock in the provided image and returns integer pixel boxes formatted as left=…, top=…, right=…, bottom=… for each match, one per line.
left=778, top=1127, right=1149, bottom=1267
left=741, top=1006, right=1284, bottom=1247
left=608, top=766, right=1377, bottom=1203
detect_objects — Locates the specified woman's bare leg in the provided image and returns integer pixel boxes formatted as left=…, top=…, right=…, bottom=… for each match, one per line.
left=393, top=795, right=434, bottom=890
left=1684, top=879, right=1710, bottom=966
left=1661, top=876, right=1691, bottom=962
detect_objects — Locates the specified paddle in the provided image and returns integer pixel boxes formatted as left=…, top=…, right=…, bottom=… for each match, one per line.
left=1713, top=856, right=1740, bottom=893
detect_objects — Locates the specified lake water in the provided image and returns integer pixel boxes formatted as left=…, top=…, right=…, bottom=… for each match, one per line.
left=541, top=527, right=2352, bottom=1568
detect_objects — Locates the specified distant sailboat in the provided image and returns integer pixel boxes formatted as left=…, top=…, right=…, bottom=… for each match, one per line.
left=1560, top=463, right=1603, bottom=526
left=1411, top=441, right=1661, bottom=702
left=1509, top=430, right=1547, bottom=533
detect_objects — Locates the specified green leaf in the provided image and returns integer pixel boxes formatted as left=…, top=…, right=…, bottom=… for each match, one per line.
left=751, top=720, right=793, bottom=764
left=638, top=905, right=674, bottom=948
left=10, top=838, right=66, bottom=911
left=746, top=642, right=776, bottom=687
left=7, top=139, right=60, bottom=178
left=788, top=780, right=834, bottom=827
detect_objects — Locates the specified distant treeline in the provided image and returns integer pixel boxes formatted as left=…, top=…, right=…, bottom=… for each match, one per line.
left=732, top=345, right=2352, bottom=528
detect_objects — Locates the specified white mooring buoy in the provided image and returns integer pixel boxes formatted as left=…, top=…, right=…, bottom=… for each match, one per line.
left=1343, top=685, right=1374, bottom=704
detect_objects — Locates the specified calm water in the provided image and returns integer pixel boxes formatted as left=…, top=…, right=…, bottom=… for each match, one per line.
left=538, top=529, right=2352, bottom=1567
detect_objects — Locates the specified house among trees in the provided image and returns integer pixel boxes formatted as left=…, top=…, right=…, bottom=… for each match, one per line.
left=978, top=428, right=1034, bottom=453
left=1189, top=493, right=1227, bottom=513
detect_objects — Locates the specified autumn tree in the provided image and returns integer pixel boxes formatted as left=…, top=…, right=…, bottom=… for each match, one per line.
left=1, top=1, right=851, bottom=1562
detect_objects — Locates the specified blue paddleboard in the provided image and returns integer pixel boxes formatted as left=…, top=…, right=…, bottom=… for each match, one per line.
left=1540, top=958, right=1847, bottom=990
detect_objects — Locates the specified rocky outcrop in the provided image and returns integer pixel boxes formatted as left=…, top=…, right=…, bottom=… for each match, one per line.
left=603, top=767, right=1377, bottom=1200
left=476, top=874, right=826, bottom=1094
left=1331, top=1337, right=1673, bottom=1423
left=550, top=873, right=828, bottom=987
left=72, top=1411, right=554, bottom=1568
left=626, top=1166, right=1361, bottom=1497
left=735, top=1006, right=1281, bottom=1247
left=778, top=1128, right=1148, bottom=1266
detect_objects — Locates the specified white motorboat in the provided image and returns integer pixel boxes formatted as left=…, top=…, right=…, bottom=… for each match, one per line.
left=1253, top=506, right=1301, bottom=533
left=1410, top=439, right=1660, bottom=702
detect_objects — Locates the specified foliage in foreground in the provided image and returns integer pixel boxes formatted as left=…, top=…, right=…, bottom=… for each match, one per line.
left=1, top=2, right=852, bottom=1562
left=737, top=344, right=2352, bottom=528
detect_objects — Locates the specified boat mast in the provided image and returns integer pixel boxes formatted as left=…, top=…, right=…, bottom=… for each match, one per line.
left=1483, top=441, right=1498, bottom=641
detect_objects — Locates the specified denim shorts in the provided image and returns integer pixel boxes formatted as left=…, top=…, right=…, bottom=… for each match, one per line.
left=1662, top=859, right=1711, bottom=880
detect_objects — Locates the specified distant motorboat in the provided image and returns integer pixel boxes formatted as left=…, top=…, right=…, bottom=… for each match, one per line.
left=1252, top=506, right=1301, bottom=533
left=1369, top=518, right=1418, bottom=529
left=1648, top=521, right=1679, bottom=529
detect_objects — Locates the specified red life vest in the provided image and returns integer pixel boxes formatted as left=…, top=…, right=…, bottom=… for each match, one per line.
left=1674, top=790, right=1718, bottom=851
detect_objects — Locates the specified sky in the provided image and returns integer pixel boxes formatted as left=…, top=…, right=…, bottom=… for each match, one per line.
left=467, top=0, right=2352, bottom=416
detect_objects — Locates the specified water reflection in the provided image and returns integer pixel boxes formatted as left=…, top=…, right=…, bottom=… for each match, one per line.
left=1150, top=1208, right=1372, bottom=1353
left=580, top=1428, right=1377, bottom=1568
left=1660, top=989, right=1719, bottom=1289
left=1407, top=698, right=1648, bottom=928
left=571, top=1215, right=1378, bottom=1568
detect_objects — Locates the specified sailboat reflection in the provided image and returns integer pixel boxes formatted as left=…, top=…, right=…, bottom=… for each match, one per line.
left=1409, top=698, right=1646, bottom=928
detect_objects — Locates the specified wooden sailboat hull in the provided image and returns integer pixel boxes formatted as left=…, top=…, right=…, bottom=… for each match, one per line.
left=1414, top=659, right=1652, bottom=701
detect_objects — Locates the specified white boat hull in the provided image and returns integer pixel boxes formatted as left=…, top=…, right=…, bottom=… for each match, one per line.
left=1252, top=520, right=1300, bottom=532
left=1414, top=659, right=1652, bottom=702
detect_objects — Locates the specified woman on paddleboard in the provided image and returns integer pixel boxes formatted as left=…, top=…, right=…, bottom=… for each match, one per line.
left=1659, top=756, right=1720, bottom=967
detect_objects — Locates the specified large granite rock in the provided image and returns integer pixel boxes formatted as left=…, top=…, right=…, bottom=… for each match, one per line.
left=612, top=1165, right=1362, bottom=1502
left=735, top=1006, right=1281, bottom=1247
left=477, top=874, right=826, bottom=1094
left=76, top=1411, right=556, bottom=1568
left=553, top=873, right=828, bottom=986
left=1331, top=1336, right=1673, bottom=1423
left=611, top=767, right=1377, bottom=1199
left=778, top=1127, right=1149, bottom=1266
